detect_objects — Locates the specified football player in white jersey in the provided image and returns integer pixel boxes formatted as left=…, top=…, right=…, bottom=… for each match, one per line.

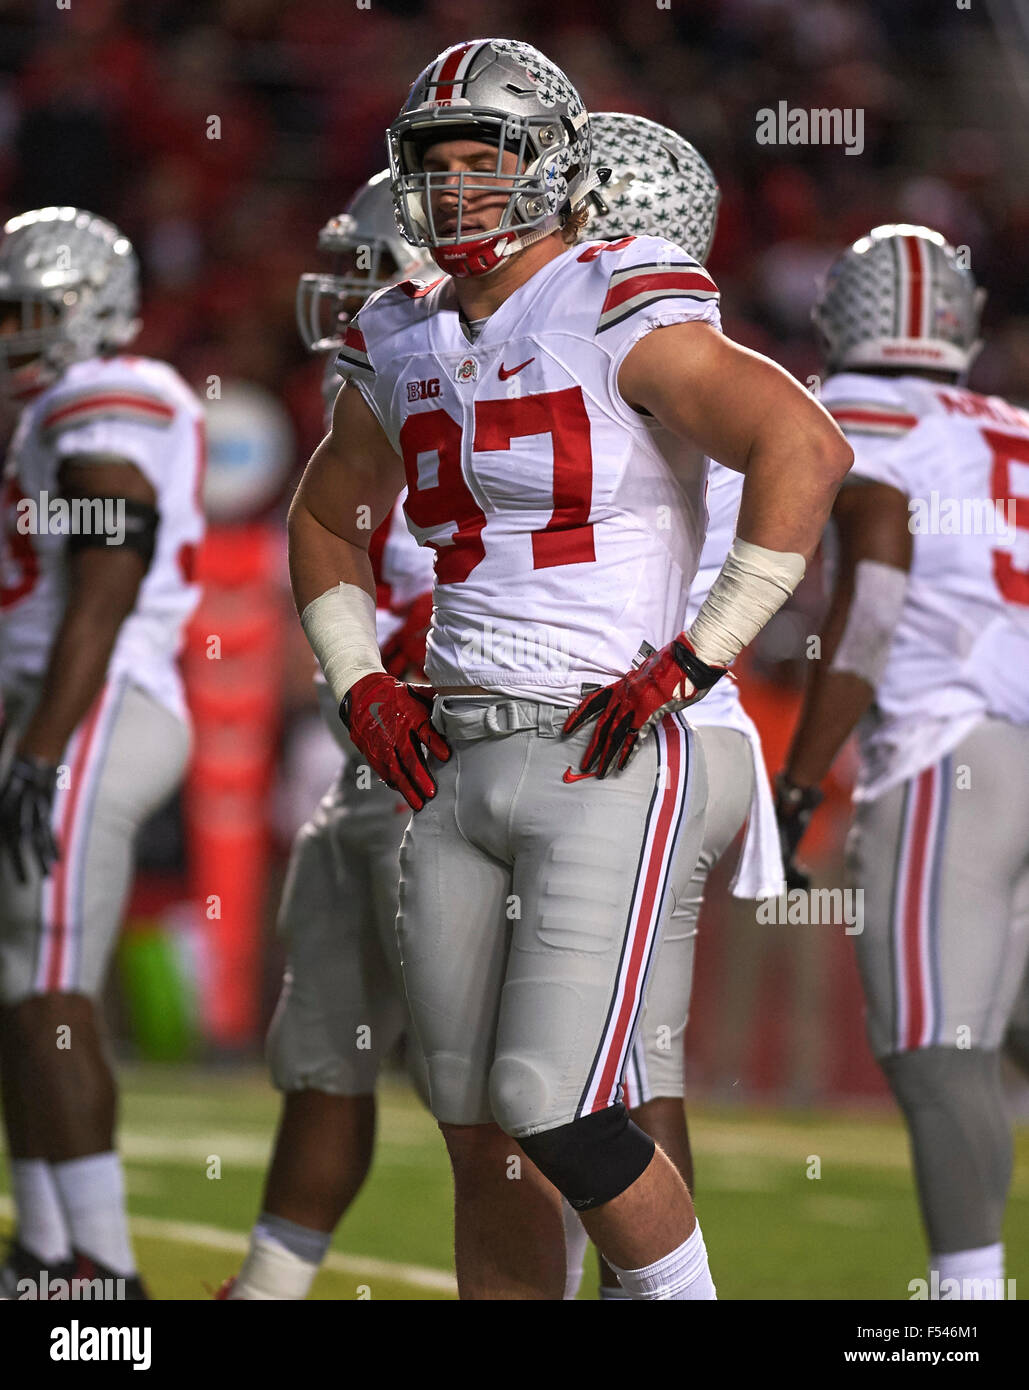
left=0, top=207, right=205, bottom=1297
left=289, top=39, right=852, bottom=1300
left=221, top=175, right=443, bottom=1300
left=777, top=224, right=1029, bottom=1298
left=579, top=113, right=785, bottom=1301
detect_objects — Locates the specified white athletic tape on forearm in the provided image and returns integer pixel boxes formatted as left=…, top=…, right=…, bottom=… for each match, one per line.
left=299, top=582, right=384, bottom=706
left=685, top=538, right=806, bottom=667
left=828, top=559, right=907, bottom=685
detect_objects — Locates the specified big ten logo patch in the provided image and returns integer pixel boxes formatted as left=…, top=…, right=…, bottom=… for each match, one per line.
left=407, top=378, right=441, bottom=402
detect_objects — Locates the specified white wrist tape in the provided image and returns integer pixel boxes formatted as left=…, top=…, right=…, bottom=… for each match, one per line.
left=299, top=582, right=384, bottom=706
left=828, top=559, right=907, bottom=685
left=685, top=539, right=806, bottom=667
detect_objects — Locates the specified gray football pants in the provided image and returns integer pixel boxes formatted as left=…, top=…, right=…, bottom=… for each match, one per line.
left=845, top=716, right=1029, bottom=1256
left=0, top=675, right=189, bottom=1003
left=266, top=754, right=429, bottom=1102
left=396, top=696, right=708, bottom=1138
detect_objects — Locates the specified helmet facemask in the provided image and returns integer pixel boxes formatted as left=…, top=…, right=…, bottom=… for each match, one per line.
left=389, top=110, right=585, bottom=277
left=296, top=245, right=402, bottom=353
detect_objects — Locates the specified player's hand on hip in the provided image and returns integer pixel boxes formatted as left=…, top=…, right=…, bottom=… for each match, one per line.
left=562, top=637, right=726, bottom=779
left=773, top=773, right=823, bottom=891
left=340, top=672, right=451, bottom=812
left=0, top=754, right=61, bottom=883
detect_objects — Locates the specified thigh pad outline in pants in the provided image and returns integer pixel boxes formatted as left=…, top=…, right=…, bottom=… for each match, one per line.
left=624, top=725, right=754, bottom=1106
left=266, top=769, right=419, bottom=1099
left=0, top=678, right=190, bottom=1004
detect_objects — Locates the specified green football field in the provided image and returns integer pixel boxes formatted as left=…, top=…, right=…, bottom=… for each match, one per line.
left=2, top=1063, right=1026, bottom=1300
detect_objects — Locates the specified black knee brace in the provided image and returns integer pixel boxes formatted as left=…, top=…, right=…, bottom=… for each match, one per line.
left=517, top=1104, right=656, bottom=1211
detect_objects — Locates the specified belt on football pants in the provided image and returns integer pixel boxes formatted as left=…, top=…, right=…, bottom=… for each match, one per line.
left=430, top=695, right=569, bottom=742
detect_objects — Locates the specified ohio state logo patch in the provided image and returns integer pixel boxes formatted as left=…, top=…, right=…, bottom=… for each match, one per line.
left=455, top=357, right=478, bottom=382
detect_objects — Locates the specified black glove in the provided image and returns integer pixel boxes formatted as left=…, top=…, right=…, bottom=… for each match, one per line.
left=0, top=754, right=60, bottom=884
left=773, top=773, right=823, bottom=892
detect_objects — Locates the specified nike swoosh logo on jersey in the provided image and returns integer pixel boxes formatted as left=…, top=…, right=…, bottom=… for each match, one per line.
left=498, top=357, right=535, bottom=380
left=563, top=767, right=598, bottom=783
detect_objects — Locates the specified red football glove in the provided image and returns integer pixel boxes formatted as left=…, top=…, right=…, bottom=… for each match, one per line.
left=562, top=637, right=726, bottom=779
left=340, top=673, right=451, bottom=812
left=380, top=591, right=433, bottom=680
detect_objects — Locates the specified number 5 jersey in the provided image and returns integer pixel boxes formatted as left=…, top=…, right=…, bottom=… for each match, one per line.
left=822, top=371, right=1029, bottom=801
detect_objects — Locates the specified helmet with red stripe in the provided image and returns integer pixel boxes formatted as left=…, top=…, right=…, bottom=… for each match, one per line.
left=587, top=113, right=720, bottom=264
left=0, top=206, right=140, bottom=400
left=387, top=38, right=595, bottom=278
left=295, top=170, right=435, bottom=354
left=812, top=224, right=984, bottom=377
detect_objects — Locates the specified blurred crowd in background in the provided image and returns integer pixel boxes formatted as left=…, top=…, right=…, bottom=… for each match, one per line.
left=2, top=0, right=1027, bottom=1095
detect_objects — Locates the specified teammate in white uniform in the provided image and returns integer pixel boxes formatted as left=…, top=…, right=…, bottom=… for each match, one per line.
left=0, top=207, right=204, bottom=1297
left=289, top=39, right=851, bottom=1300
left=778, top=224, right=1029, bottom=1298
left=222, top=177, right=440, bottom=1300
left=577, top=114, right=784, bottom=1301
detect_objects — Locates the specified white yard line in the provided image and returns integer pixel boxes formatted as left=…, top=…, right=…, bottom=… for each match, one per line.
left=0, top=1195, right=457, bottom=1295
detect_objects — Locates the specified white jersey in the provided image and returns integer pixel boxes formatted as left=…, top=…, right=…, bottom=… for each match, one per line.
left=0, top=354, right=206, bottom=723
left=337, top=235, right=719, bottom=703
left=823, top=371, right=1029, bottom=800
left=677, top=458, right=783, bottom=898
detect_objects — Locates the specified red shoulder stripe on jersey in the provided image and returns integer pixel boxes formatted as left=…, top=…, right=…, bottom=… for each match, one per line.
left=342, top=325, right=367, bottom=352
left=829, top=405, right=918, bottom=433
left=397, top=276, right=446, bottom=299
left=42, top=392, right=175, bottom=432
left=602, top=268, right=717, bottom=318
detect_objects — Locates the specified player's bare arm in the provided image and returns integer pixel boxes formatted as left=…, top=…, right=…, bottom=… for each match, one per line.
left=16, top=456, right=156, bottom=767
left=287, top=379, right=406, bottom=611
left=775, top=478, right=911, bottom=879
left=288, top=380, right=448, bottom=811
left=784, top=479, right=912, bottom=788
left=564, top=324, right=854, bottom=777
left=619, top=320, right=853, bottom=559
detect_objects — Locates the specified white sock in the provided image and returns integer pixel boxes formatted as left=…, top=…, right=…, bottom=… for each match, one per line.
left=562, top=1203, right=589, bottom=1301
left=230, top=1232, right=321, bottom=1300
left=608, top=1222, right=716, bottom=1301
left=930, top=1243, right=1005, bottom=1299
left=10, top=1159, right=71, bottom=1264
left=50, top=1151, right=136, bottom=1277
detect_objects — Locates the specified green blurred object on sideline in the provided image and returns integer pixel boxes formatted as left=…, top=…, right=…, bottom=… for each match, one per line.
left=118, top=921, right=200, bottom=1061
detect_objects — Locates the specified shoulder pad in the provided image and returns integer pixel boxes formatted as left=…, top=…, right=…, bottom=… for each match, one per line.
left=38, top=365, right=177, bottom=444
left=820, top=372, right=921, bottom=440
left=575, top=234, right=718, bottom=335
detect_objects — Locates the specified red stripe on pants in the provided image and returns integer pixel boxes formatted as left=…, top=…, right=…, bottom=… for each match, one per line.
left=46, top=687, right=108, bottom=990
left=901, top=766, right=934, bottom=1050
left=592, top=724, right=683, bottom=1111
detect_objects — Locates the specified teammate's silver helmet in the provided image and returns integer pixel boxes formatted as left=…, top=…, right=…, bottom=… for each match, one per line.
left=812, top=224, right=984, bottom=376
left=295, top=170, right=435, bottom=354
left=0, top=206, right=140, bottom=398
left=587, top=113, right=720, bottom=264
left=387, top=38, right=595, bottom=278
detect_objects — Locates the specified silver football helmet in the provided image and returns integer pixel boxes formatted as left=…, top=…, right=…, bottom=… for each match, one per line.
left=295, top=170, right=435, bottom=354
left=0, top=206, right=140, bottom=399
left=812, top=224, right=984, bottom=376
left=387, top=38, right=596, bottom=278
left=587, top=113, right=720, bottom=264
